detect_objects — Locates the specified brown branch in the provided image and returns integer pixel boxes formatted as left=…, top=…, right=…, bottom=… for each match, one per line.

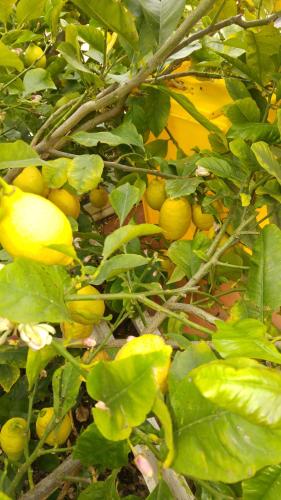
left=19, top=456, right=82, bottom=500
left=165, top=12, right=281, bottom=74
left=142, top=212, right=256, bottom=334
left=34, top=0, right=216, bottom=154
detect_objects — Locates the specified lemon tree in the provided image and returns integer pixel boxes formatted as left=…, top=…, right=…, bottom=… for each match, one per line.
left=0, top=1, right=281, bottom=499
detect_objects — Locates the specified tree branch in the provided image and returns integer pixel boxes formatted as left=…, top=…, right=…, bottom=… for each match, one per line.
left=34, top=0, right=216, bottom=154
left=166, top=12, right=281, bottom=73
left=19, top=456, right=81, bottom=500
left=142, top=212, right=256, bottom=333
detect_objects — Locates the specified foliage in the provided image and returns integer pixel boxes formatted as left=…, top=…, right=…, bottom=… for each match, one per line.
left=0, top=0, right=281, bottom=498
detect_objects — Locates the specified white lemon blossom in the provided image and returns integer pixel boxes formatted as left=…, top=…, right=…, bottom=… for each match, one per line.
left=195, top=165, right=210, bottom=177
left=18, top=323, right=56, bottom=350
left=0, top=317, right=14, bottom=345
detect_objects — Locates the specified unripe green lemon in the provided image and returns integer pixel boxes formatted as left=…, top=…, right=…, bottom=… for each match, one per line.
left=36, top=408, right=72, bottom=446
left=48, top=189, right=80, bottom=219
left=68, top=285, right=105, bottom=324
left=0, top=417, right=29, bottom=461
left=13, top=166, right=45, bottom=196
left=89, top=187, right=108, bottom=208
left=145, top=179, right=166, bottom=210
left=0, top=184, right=73, bottom=265
left=159, top=197, right=191, bottom=240
left=115, top=334, right=172, bottom=392
left=25, top=45, right=46, bottom=68
left=192, top=204, right=214, bottom=230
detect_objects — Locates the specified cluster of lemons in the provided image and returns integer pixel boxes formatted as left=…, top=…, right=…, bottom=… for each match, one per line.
left=0, top=408, right=72, bottom=461
left=0, top=166, right=110, bottom=341
left=145, top=178, right=216, bottom=240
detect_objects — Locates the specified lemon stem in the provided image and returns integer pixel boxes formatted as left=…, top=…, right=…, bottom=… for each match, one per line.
left=0, top=177, right=14, bottom=195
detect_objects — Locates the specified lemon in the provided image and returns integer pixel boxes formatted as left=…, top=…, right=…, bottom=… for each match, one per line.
left=115, top=334, right=172, bottom=392
left=61, top=321, right=93, bottom=341
left=68, top=285, right=105, bottom=324
left=159, top=197, right=191, bottom=240
left=12, top=166, right=45, bottom=196
left=48, top=189, right=80, bottom=219
left=0, top=183, right=73, bottom=265
left=0, top=417, right=29, bottom=461
left=24, top=45, right=46, bottom=69
left=145, top=179, right=166, bottom=211
left=36, top=408, right=72, bottom=446
left=0, top=492, right=12, bottom=500
left=89, top=187, right=108, bottom=208
left=192, top=204, right=214, bottom=230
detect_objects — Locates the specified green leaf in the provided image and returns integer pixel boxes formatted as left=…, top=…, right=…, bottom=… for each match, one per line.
left=102, top=224, right=162, bottom=260
left=192, top=357, right=281, bottom=428
left=0, top=365, right=20, bottom=392
left=251, top=142, right=281, bottom=186
left=46, top=0, right=66, bottom=37
left=0, top=345, right=27, bottom=368
left=229, top=138, right=259, bottom=172
left=225, top=97, right=260, bottom=124
left=78, top=471, right=119, bottom=500
left=109, top=183, right=141, bottom=225
left=67, top=155, right=104, bottom=194
left=0, top=0, right=16, bottom=25
left=196, top=156, right=244, bottom=182
left=23, top=68, right=56, bottom=95
left=0, top=140, right=39, bottom=170
left=73, top=423, right=129, bottom=468
left=158, top=0, right=186, bottom=44
left=147, top=480, right=174, bottom=500
left=244, top=26, right=281, bottom=85
left=26, top=344, right=57, bottom=390
left=247, top=225, right=281, bottom=319
left=16, top=0, right=47, bottom=24
left=171, top=375, right=281, bottom=483
left=42, top=158, right=70, bottom=188
left=225, top=78, right=251, bottom=100
left=0, top=41, right=24, bottom=71
left=57, top=42, right=92, bottom=74
left=165, top=178, right=202, bottom=198
left=213, top=319, right=281, bottom=363
left=144, top=87, right=170, bottom=137
left=243, top=464, right=281, bottom=500
left=92, top=254, right=148, bottom=285
left=228, top=123, right=280, bottom=144
left=0, top=258, right=70, bottom=323
left=72, top=122, right=144, bottom=149
left=87, top=355, right=161, bottom=440
left=72, top=0, right=139, bottom=48
left=168, top=234, right=209, bottom=279
left=160, top=87, right=221, bottom=134
left=52, top=362, right=81, bottom=417
left=169, top=342, right=216, bottom=392
left=153, top=396, right=174, bottom=468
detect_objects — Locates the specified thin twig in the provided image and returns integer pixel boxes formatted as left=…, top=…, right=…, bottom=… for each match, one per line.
left=34, top=0, right=216, bottom=153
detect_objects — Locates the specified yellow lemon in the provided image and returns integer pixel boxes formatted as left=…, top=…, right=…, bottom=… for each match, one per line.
left=115, top=334, right=172, bottom=392
left=145, top=179, right=166, bottom=211
left=24, top=45, right=46, bottom=69
left=0, top=418, right=29, bottom=461
left=192, top=204, right=214, bottom=230
left=0, top=182, right=73, bottom=265
left=48, top=189, right=80, bottom=219
left=36, top=408, right=72, bottom=446
left=159, top=197, right=191, bottom=240
left=61, top=321, right=93, bottom=341
left=13, top=166, right=45, bottom=196
left=89, top=187, right=108, bottom=208
left=68, top=285, right=105, bottom=324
